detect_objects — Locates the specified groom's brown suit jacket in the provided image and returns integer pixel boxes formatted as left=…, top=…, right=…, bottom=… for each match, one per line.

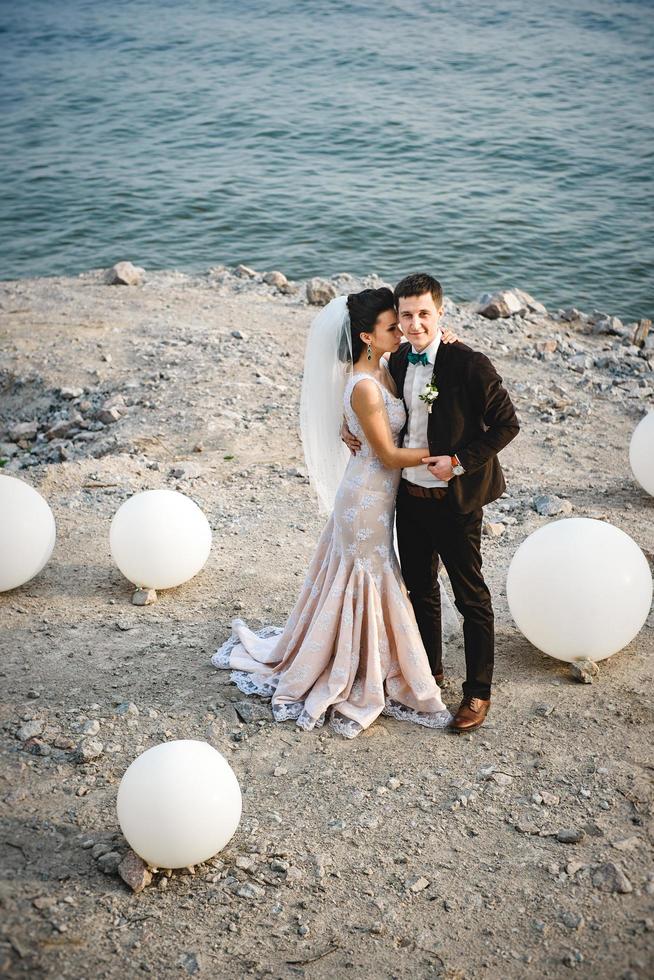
left=387, top=339, right=520, bottom=514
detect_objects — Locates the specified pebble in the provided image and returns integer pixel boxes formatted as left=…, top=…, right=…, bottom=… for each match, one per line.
left=77, top=738, right=104, bottom=761
left=306, top=277, right=337, bottom=305
left=105, top=261, right=145, bottom=286
left=233, top=700, right=273, bottom=724
left=118, top=850, right=152, bottom=893
left=483, top=521, right=506, bottom=538
left=26, top=689, right=41, bottom=700
left=17, top=719, right=44, bottom=740
left=569, top=660, right=600, bottom=684
left=97, top=851, right=122, bottom=874
left=534, top=703, right=555, bottom=717
left=263, top=270, right=289, bottom=290
left=132, top=588, right=157, bottom=606
left=115, top=701, right=139, bottom=717
left=591, top=861, right=633, bottom=894
left=557, top=828, right=585, bottom=844
left=387, top=776, right=401, bottom=790
left=560, top=911, right=585, bottom=930
left=81, top=719, right=100, bottom=736
left=532, top=493, right=573, bottom=517
left=235, top=882, right=264, bottom=900
left=405, top=875, right=430, bottom=893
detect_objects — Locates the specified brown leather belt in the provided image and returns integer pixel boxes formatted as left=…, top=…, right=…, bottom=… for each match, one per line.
left=401, top=479, right=448, bottom=500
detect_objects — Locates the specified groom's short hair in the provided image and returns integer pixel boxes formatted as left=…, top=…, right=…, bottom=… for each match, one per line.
left=394, top=273, right=443, bottom=308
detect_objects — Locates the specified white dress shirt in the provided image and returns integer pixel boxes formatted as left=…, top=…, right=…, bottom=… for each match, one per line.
left=401, top=331, right=447, bottom=487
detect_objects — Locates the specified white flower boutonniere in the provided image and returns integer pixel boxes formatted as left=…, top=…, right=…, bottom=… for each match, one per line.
left=419, top=381, right=440, bottom=413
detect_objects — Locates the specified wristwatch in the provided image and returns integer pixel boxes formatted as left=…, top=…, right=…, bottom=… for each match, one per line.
left=451, top=454, right=465, bottom=476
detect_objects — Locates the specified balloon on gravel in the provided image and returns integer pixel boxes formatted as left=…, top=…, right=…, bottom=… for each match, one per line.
left=0, top=475, right=56, bottom=592
left=109, top=489, right=212, bottom=589
left=117, top=740, right=242, bottom=869
left=507, top=517, right=652, bottom=663
left=630, top=410, right=654, bottom=496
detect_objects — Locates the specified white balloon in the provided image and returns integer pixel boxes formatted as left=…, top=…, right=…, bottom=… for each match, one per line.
left=507, top=518, right=652, bottom=663
left=117, top=740, right=242, bottom=869
left=0, top=475, right=56, bottom=592
left=110, top=489, right=212, bottom=589
left=630, top=411, right=654, bottom=496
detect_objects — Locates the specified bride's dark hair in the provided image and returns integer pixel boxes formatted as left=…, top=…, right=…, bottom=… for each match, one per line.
left=341, top=287, right=396, bottom=362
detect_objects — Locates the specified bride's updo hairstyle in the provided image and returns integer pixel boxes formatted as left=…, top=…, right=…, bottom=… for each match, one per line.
left=341, top=287, right=395, bottom=362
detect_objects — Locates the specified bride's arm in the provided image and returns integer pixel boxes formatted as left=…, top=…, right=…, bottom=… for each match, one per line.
left=350, top=380, right=427, bottom=470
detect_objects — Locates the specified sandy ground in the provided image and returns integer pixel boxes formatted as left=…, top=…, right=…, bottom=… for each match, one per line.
left=0, top=267, right=653, bottom=980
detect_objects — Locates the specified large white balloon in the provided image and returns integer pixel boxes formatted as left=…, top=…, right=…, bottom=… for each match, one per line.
left=0, top=476, right=56, bottom=592
left=117, top=740, right=242, bottom=869
left=630, top=411, right=654, bottom=496
left=507, top=518, right=652, bottom=663
left=110, top=489, right=212, bottom=589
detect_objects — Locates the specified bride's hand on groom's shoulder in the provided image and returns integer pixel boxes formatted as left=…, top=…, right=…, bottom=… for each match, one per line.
left=441, top=327, right=459, bottom=344
left=341, top=420, right=361, bottom=455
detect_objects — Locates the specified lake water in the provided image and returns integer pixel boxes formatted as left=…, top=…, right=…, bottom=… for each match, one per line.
left=1, top=0, right=652, bottom=319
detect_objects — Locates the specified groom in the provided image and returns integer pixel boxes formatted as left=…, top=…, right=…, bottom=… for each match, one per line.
left=343, top=273, right=519, bottom=732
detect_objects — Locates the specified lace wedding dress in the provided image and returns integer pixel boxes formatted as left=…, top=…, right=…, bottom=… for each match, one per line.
left=212, top=373, right=453, bottom=738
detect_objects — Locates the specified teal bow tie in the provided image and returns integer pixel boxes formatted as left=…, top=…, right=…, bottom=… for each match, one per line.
left=408, top=350, right=429, bottom=366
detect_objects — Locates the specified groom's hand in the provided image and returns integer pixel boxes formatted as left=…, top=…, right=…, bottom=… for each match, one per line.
left=422, top=455, right=454, bottom=481
left=341, top=420, right=361, bottom=455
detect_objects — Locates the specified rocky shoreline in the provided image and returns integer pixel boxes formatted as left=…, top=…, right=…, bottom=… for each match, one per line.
left=1, top=265, right=653, bottom=979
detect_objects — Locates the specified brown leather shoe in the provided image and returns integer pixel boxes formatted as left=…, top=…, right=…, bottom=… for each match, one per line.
left=449, top=696, right=491, bottom=733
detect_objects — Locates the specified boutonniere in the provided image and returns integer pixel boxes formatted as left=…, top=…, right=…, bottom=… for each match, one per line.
left=419, top=381, right=439, bottom=413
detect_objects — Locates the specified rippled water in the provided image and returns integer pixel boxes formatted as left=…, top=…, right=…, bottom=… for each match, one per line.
left=1, top=0, right=652, bottom=318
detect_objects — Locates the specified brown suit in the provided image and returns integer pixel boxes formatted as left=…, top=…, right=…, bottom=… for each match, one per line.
left=388, top=338, right=520, bottom=699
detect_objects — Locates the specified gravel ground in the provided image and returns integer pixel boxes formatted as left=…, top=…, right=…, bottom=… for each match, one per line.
left=1, top=267, right=653, bottom=979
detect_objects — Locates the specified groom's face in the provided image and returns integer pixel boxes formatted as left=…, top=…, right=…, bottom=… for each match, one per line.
left=397, top=292, right=443, bottom=351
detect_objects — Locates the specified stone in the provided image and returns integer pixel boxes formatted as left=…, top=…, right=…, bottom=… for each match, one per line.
left=230, top=330, right=246, bottom=340
left=78, top=738, right=104, bottom=761
left=235, top=882, right=264, bottom=900
left=26, top=689, right=41, bottom=700
left=483, top=521, right=505, bottom=538
left=569, top=659, right=600, bottom=684
left=8, top=421, right=38, bottom=442
left=118, top=850, right=152, bottom=893
left=105, top=261, right=145, bottom=286
left=591, top=316, right=624, bottom=336
left=405, top=875, right=430, bottom=893
left=91, top=841, right=114, bottom=859
left=81, top=719, right=100, bottom=736
left=568, top=353, right=593, bottom=372
left=60, top=386, right=84, bottom=399
left=540, top=790, right=560, bottom=806
left=632, top=319, right=651, bottom=347
left=97, top=406, right=122, bottom=425
left=591, top=861, right=632, bottom=894
left=115, top=701, right=139, bottom=717
left=387, top=776, right=401, bottom=790
left=477, top=289, right=525, bottom=319
left=557, top=828, right=585, bottom=844
left=97, top=851, right=122, bottom=874
left=306, top=277, right=337, bottom=306
left=532, top=494, right=573, bottom=517
left=534, top=703, right=554, bottom=717
left=45, top=414, right=83, bottom=440
left=132, top=588, right=157, bottom=606
left=178, top=953, right=201, bottom=975
left=534, top=339, right=558, bottom=354
left=611, top=836, right=640, bottom=852
left=511, top=288, right=548, bottom=315
left=560, top=911, right=584, bottom=930
left=233, top=700, right=273, bottom=723
left=273, top=766, right=288, bottom=777
left=263, top=270, right=288, bottom=289
left=17, top=719, right=44, bottom=740
left=234, top=264, right=258, bottom=278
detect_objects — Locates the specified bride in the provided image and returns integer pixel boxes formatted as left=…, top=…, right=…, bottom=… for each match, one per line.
left=213, top=287, right=460, bottom=738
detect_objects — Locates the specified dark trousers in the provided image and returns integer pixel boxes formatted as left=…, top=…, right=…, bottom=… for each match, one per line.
left=395, top=481, right=494, bottom=699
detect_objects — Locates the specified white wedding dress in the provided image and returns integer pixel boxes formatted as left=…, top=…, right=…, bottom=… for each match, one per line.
left=213, top=372, right=453, bottom=738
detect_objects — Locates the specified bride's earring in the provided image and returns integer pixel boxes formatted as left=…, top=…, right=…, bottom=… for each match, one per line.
left=367, top=343, right=372, bottom=361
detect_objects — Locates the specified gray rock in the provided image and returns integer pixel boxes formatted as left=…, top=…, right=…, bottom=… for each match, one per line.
left=568, top=353, right=593, bottom=373
left=234, top=264, right=258, bottom=278
left=534, top=703, right=554, bottom=717
left=78, top=738, right=104, bottom=761
left=263, top=270, right=289, bottom=289
left=105, top=261, right=145, bottom=286
left=81, top=719, right=100, bottom=736
left=306, top=278, right=337, bottom=306
left=591, top=861, right=632, bottom=894
left=97, top=850, right=122, bottom=874
left=569, top=659, right=600, bottom=684
left=60, top=386, right=84, bottom=399
left=532, top=494, right=573, bottom=517
left=178, top=953, right=202, bottom=975
left=560, top=911, right=584, bottom=930
left=405, top=875, right=430, bottom=893
left=592, top=316, right=624, bottom=336
left=26, top=689, right=41, bottom=700
left=234, top=882, right=264, bottom=900
left=233, top=700, right=273, bottom=723
left=17, top=719, right=44, bottom=740
left=230, top=329, right=246, bottom=340
left=97, top=406, right=122, bottom=425
left=91, top=841, right=114, bottom=860
left=557, top=828, right=585, bottom=844
left=511, top=288, right=548, bottom=315
left=132, top=588, right=157, bottom=606
left=118, top=850, right=152, bottom=893
left=115, top=701, right=139, bottom=717
left=8, top=421, right=38, bottom=442
left=477, top=289, right=525, bottom=319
